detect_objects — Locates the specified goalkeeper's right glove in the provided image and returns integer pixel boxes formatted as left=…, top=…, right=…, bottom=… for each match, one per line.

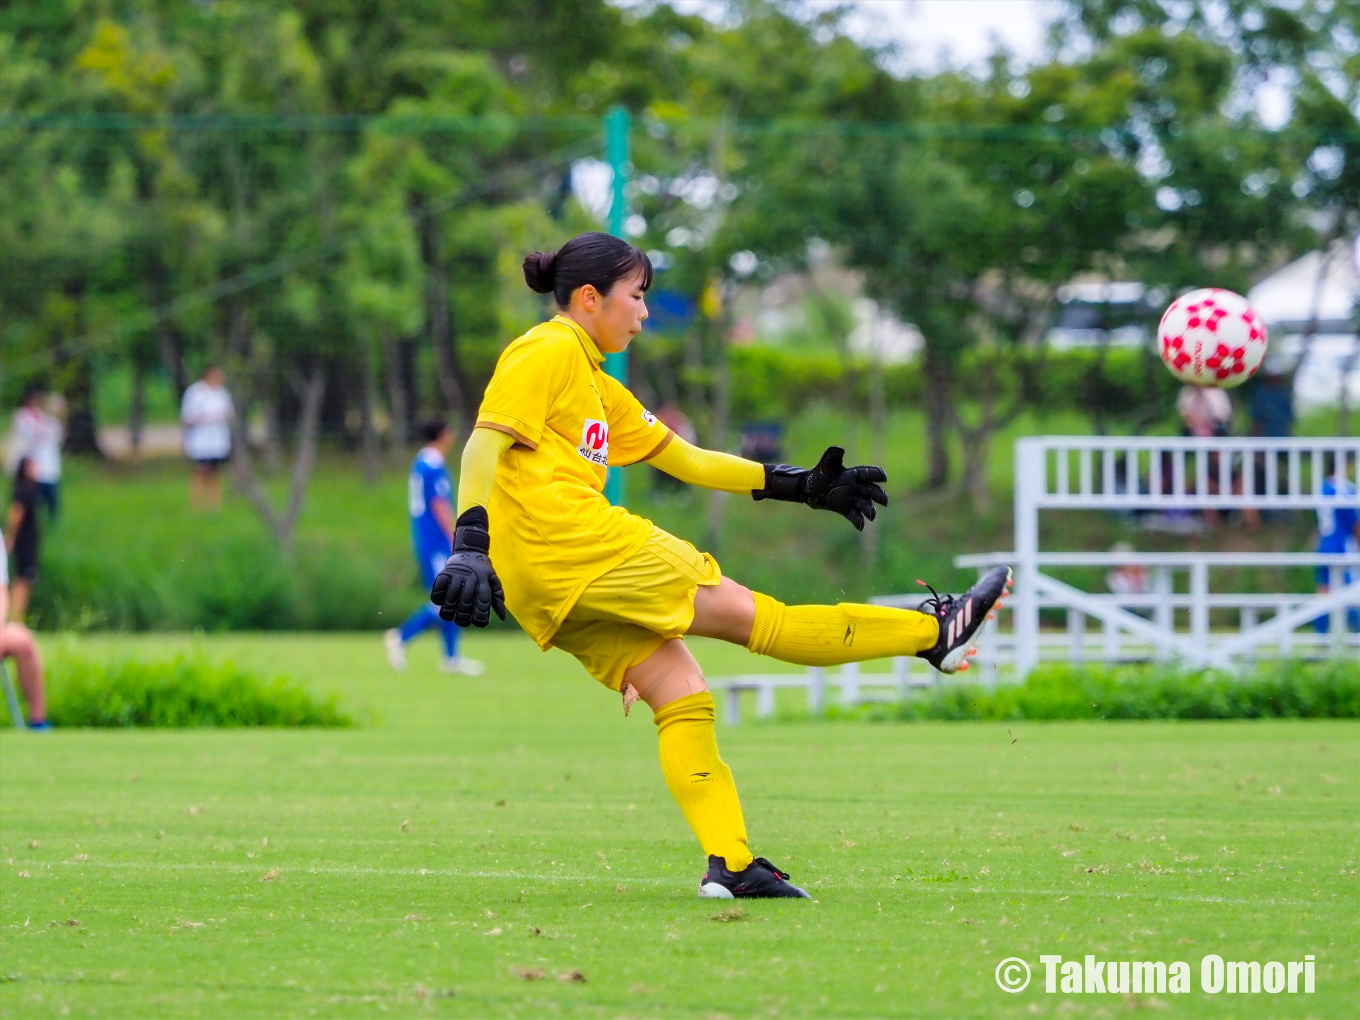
left=430, top=506, right=507, bottom=628
left=752, top=445, right=888, bottom=531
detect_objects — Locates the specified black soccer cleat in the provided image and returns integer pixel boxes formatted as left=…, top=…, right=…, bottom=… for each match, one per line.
left=698, top=855, right=811, bottom=899
left=916, top=566, right=1013, bottom=674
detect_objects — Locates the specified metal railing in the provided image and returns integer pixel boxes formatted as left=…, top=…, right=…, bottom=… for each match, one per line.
left=715, top=436, right=1358, bottom=721
left=948, top=551, right=1358, bottom=678
left=1011, top=436, right=1360, bottom=674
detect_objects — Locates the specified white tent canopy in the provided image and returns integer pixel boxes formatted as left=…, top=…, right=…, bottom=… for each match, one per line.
left=1248, top=238, right=1360, bottom=408
left=1248, top=237, right=1360, bottom=331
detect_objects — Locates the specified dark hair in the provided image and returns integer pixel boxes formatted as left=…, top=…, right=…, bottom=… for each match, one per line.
left=13, top=456, right=33, bottom=487
left=420, top=418, right=450, bottom=444
left=21, top=383, right=42, bottom=404
left=523, top=232, right=652, bottom=307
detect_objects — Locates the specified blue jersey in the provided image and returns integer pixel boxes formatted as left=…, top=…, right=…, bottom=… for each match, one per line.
left=1317, top=477, right=1359, bottom=554
left=409, top=448, right=453, bottom=557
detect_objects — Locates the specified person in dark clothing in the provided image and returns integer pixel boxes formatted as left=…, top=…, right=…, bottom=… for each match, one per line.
left=5, top=458, right=40, bottom=624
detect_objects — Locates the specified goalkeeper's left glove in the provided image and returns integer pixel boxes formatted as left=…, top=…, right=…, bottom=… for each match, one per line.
left=430, top=507, right=507, bottom=628
left=752, top=445, right=888, bottom=531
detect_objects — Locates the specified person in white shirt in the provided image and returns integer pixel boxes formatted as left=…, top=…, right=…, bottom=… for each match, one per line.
left=181, top=366, right=235, bottom=511
left=9, top=386, right=63, bottom=520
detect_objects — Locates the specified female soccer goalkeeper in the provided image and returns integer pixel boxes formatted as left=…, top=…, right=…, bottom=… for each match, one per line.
left=432, top=232, right=1011, bottom=899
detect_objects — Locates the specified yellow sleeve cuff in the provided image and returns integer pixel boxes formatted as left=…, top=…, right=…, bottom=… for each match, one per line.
left=458, top=427, right=516, bottom=516
left=647, top=434, right=766, bottom=494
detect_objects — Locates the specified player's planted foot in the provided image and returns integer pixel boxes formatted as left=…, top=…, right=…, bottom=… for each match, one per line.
left=440, top=656, right=485, bottom=676
left=917, top=566, right=1012, bottom=674
left=383, top=629, right=407, bottom=673
left=698, top=855, right=811, bottom=899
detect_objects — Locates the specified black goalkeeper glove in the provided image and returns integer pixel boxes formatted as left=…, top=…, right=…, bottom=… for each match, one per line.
left=752, top=445, right=888, bottom=531
left=430, top=506, right=507, bottom=628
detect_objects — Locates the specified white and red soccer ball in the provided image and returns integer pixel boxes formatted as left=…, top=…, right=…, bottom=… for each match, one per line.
left=1157, top=288, right=1268, bottom=389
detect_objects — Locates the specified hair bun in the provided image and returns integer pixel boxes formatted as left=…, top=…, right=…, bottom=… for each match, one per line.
left=522, top=250, right=557, bottom=294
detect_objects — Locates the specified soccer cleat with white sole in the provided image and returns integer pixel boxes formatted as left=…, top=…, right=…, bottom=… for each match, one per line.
left=698, top=855, right=811, bottom=899
left=383, top=629, right=407, bottom=673
left=916, top=566, right=1012, bottom=674
left=440, top=656, right=485, bottom=676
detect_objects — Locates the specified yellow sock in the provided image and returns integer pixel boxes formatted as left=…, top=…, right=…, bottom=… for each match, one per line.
left=746, top=591, right=939, bottom=665
left=653, top=692, right=753, bottom=871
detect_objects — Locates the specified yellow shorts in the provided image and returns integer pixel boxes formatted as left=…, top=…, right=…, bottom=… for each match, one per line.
left=550, top=526, right=721, bottom=692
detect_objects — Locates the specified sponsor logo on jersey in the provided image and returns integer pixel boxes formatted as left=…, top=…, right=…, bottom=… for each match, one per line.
left=641, top=408, right=658, bottom=427
left=577, top=418, right=610, bottom=465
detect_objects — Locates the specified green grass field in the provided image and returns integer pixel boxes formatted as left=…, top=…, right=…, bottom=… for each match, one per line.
left=2, top=632, right=1357, bottom=1018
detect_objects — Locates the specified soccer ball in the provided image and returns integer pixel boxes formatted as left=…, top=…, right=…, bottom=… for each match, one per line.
left=1157, top=288, right=1268, bottom=389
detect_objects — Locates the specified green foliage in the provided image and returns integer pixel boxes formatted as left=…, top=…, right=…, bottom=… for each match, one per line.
left=722, top=343, right=1178, bottom=425
left=0, top=651, right=351, bottom=728
left=840, top=660, right=1360, bottom=723
left=31, top=533, right=399, bottom=632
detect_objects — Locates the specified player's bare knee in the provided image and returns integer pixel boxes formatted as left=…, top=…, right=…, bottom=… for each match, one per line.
left=625, top=639, right=707, bottom=710
left=689, top=578, right=756, bottom=645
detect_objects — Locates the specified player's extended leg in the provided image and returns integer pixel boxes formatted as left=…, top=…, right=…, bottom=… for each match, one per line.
left=689, top=567, right=1011, bottom=674
left=624, top=639, right=808, bottom=898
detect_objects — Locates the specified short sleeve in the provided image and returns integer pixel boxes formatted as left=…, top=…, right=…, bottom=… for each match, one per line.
left=476, top=336, right=573, bottom=448
left=598, top=373, right=670, bottom=466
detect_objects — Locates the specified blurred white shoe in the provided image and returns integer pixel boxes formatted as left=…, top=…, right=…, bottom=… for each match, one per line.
left=384, top=629, right=408, bottom=673
left=440, top=656, right=484, bottom=676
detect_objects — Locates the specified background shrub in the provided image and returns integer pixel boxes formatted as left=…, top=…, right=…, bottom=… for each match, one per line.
left=0, top=652, right=353, bottom=728
left=831, top=659, right=1360, bottom=723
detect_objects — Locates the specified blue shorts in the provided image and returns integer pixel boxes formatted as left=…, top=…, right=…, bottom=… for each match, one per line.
left=417, top=546, right=451, bottom=588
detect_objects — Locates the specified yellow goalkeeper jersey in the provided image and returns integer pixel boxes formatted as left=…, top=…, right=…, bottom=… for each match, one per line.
left=476, top=315, right=672, bottom=647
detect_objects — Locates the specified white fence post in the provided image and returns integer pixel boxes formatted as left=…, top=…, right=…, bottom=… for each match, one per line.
left=893, top=656, right=912, bottom=699
left=1153, top=567, right=1173, bottom=661
left=1014, top=438, right=1044, bottom=676
left=1331, top=566, right=1346, bottom=652
left=757, top=683, right=775, bottom=719
left=807, top=667, right=825, bottom=714
left=840, top=662, right=860, bottom=709
left=1241, top=606, right=1257, bottom=667
left=1190, top=559, right=1209, bottom=665
left=724, top=687, right=741, bottom=726
left=1067, top=608, right=1085, bottom=663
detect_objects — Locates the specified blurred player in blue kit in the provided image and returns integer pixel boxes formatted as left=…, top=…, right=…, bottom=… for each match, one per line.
left=385, top=420, right=484, bottom=675
left=1314, top=464, right=1359, bottom=633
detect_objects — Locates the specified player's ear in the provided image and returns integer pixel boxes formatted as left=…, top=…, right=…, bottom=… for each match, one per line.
left=578, top=283, right=600, bottom=311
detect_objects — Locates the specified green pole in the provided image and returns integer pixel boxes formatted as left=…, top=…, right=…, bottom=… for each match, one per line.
left=604, top=105, right=630, bottom=506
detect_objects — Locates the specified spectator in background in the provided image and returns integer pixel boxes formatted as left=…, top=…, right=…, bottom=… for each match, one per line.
left=5, top=457, right=40, bottom=625
left=1105, top=542, right=1149, bottom=597
left=1248, top=351, right=1294, bottom=517
left=8, top=385, right=63, bottom=520
left=1176, top=384, right=1254, bottom=529
left=0, top=522, right=48, bottom=729
left=1176, top=384, right=1232, bottom=438
left=181, top=365, right=234, bottom=511
left=1248, top=352, right=1295, bottom=440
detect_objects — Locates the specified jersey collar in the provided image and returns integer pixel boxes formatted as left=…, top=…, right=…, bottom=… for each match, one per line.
left=552, top=315, right=605, bottom=368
